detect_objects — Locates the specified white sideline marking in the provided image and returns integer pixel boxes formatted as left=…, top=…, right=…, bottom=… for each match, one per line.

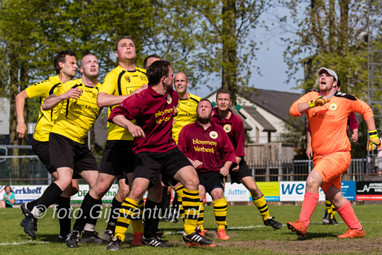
left=0, top=241, right=50, bottom=246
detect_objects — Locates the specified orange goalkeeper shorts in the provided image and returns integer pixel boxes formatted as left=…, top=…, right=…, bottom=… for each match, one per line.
left=313, top=151, right=351, bottom=192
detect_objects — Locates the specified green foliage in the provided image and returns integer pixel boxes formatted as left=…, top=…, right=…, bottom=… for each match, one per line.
left=277, top=0, right=376, bottom=99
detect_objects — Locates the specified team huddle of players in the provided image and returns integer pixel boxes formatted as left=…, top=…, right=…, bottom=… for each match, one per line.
left=16, top=35, right=376, bottom=250
left=16, top=36, right=282, bottom=250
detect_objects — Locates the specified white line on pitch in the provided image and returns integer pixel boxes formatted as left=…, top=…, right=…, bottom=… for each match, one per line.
left=0, top=241, right=50, bottom=246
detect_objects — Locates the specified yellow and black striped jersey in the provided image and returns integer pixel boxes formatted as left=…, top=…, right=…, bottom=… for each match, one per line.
left=50, top=79, right=101, bottom=144
left=25, top=75, right=63, bottom=142
left=100, top=65, right=148, bottom=140
left=172, top=93, right=201, bottom=143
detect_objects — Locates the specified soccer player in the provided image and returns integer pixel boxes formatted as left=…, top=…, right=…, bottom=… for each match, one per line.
left=19, top=53, right=102, bottom=241
left=305, top=80, right=359, bottom=225
left=178, top=99, right=236, bottom=240
left=287, top=67, right=380, bottom=238
left=16, top=50, right=80, bottom=241
left=106, top=60, right=214, bottom=251
left=66, top=38, right=162, bottom=247
left=165, top=72, right=202, bottom=223
left=211, top=88, right=282, bottom=230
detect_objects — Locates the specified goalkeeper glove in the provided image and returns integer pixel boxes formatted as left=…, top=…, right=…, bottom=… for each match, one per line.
left=308, top=96, right=327, bottom=108
left=367, top=130, right=381, bottom=151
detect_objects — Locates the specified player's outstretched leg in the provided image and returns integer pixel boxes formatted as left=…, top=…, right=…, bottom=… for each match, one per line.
left=253, top=195, right=282, bottom=229
left=287, top=192, right=319, bottom=238
left=336, top=200, right=365, bottom=239
left=106, top=197, right=139, bottom=251
left=213, top=198, right=230, bottom=240
left=287, top=221, right=307, bottom=238
left=20, top=203, right=37, bottom=240
left=182, top=188, right=214, bottom=247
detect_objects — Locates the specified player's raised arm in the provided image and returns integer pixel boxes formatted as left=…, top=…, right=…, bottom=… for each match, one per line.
left=42, top=87, right=82, bottom=110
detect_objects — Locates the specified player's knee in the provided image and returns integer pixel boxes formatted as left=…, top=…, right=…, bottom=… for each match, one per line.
left=182, top=178, right=199, bottom=191
left=211, top=189, right=224, bottom=200
left=92, top=184, right=110, bottom=197
left=117, top=185, right=130, bottom=200
left=129, top=187, right=145, bottom=201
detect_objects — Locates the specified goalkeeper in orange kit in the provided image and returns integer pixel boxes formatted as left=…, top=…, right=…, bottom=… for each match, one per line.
left=288, top=67, right=380, bottom=239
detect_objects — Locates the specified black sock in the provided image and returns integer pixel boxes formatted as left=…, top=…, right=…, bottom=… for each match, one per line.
left=106, top=197, right=122, bottom=232
left=170, top=193, right=179, bottom=220
left=28, top=183, right=63, bottom=214
left=56, top=196, right=71, bottom=237
left=73, top=193, right=102, bottom=232
left=144, top=199, right=161, bottom=238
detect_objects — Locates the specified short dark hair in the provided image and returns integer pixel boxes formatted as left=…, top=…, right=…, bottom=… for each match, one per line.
left=143, top=54, right=162, bottom=69
left=53, top=50, right=76, bottom=74
left=198, top=98, right=213, bottom=108
left=115, top=35, right=133, bottom=51
left=216, top=88, right=232, bottom=100
left=147, top=60, right=171, bottom=86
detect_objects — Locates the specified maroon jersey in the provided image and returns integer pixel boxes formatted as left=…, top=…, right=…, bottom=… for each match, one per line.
left=178, top=121, right=236, bottom=173
left=211, top=107, right=245, bottom=157
left=108, top=86, right=178, bottom=154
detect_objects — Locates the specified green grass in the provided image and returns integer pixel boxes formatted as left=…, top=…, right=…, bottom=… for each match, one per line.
left=1, top=204, right=381, bottom=254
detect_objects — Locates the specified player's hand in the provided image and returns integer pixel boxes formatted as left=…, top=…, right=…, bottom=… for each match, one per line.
left=309, top=96, right=327, bottom=108
left=16, top=122, right=27, bottom=138
left=306, top=146, right=313, bottom=159
left=366, top=130, right=381, bottom=151
left=351, top=132, right=358, bottom=143
left=128, top=124, right=145, bottom=138
left=62, top=88, right=82, bottom=100
left=220, top=166, right=229, bottom=176
left=190, top=159, right=203, bottom=169
left=231, top=165, right=239, bottom=172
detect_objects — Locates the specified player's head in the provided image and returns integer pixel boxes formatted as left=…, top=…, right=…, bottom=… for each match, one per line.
left=147, top=60, right=173, bottom=90
left=197, top=99, right=213, bottom=124
left=174, top=72, right=189, bottom=95
left=80, top=53, right=99, bottom=80
left=216, top=88, right=232, bottom=111
left=318, top=67, right=338, bottom=92
left=54, top=50, right=77, bottom=77
left=115, top=35, right=136, bottom=62
left=4, top=185, right=11, bottom=193
left=143, top=54, right=162, bottom=69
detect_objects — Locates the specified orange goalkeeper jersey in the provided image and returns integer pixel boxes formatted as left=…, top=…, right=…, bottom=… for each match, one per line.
left=290, top=90, right=374, bottom=155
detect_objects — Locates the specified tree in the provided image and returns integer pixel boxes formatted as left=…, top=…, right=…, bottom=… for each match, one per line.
left=275, top=1, right=382, bottom=157
left=149, top=0, right=270, bottom=104
left=278, top=0, right=372, bottom=97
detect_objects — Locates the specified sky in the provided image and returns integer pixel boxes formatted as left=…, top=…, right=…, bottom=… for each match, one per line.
left=189, top=5, right=304, bottom=98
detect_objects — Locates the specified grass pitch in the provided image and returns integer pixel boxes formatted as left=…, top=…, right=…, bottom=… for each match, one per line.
left=1, top=204, right=381, bottom=254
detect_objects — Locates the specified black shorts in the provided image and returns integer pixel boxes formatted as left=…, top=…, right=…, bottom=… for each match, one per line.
left=31, top=138, right=55, bottom=173
left=134, top=147, right=192, bottom=187
left=230, top=159, right=252, bottom=184
left=5, top=203, right=12, bottom=208
left=49, top=133, right=98, bottom=178
left=99, top=140, right=135, bottom=181
left=198, top=171, right=224, bottom=194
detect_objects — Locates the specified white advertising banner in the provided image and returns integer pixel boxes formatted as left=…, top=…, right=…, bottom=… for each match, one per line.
left=206, top=182, right=250, bottom=202
left=11, top=185, right=48, bottom=204
left=71, top=184, right=119, bottom=203
left=279, top=181, right=325, bottom=201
